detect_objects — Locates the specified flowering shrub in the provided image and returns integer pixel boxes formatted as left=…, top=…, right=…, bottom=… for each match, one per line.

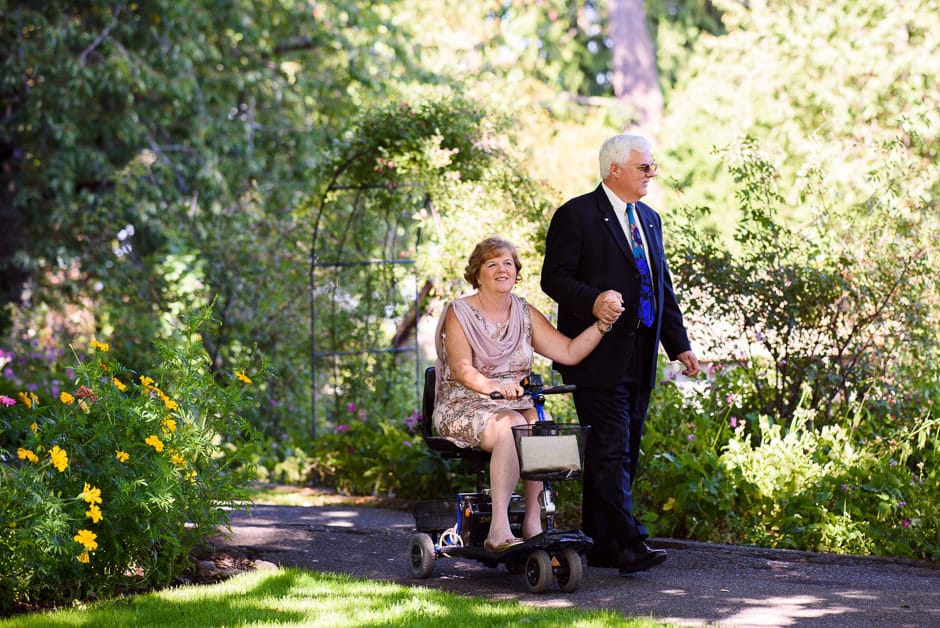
left=0, top=310, right=261, bottom=609
left=308, top=403, right=457, bottom=499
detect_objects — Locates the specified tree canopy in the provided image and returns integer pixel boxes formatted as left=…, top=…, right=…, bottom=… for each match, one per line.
left=2, top=0, right=938, bottom=453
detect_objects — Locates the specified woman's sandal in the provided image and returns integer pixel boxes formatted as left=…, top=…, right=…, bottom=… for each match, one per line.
left=523, top=527, right=544, bottom=541
left=484, top=537, right=524, bottom=553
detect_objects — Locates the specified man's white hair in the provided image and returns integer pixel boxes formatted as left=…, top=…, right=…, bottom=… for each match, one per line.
left=599, top=134, right=652, bottom=180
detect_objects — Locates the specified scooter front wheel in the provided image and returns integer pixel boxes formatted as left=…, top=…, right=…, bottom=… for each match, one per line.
left=555, top=547, right=583, bottom=592
left=524, top=549, right=553, bottom=593
left=407, top=532, right=436, bottom=579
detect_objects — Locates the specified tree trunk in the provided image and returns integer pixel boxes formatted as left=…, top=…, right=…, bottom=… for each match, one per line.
left=608, top=0, right=663, bottom=139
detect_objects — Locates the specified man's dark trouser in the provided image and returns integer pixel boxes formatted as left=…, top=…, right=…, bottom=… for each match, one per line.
left=574, top=378, right=652, bottom=558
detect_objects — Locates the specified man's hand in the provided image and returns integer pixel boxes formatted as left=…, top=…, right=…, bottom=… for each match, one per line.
left=675, top=350, right=700, bottom=377
left=593, top=290, right=624, bottom=327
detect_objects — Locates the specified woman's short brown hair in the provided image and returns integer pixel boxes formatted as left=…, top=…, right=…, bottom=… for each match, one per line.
left=463, top=236, right=523, bottom=289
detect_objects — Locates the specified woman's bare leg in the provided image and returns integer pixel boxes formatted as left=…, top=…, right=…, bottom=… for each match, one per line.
left=519, top=408, right=545, bottom=538
left=479, top=410, right=526, bottom=546
left=522, top=479, right=543, bottom=538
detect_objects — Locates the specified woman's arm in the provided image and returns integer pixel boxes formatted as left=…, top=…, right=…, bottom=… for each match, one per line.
left=529, top=305, right=608, bottom=366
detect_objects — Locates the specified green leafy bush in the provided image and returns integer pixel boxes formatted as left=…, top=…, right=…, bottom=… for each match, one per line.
left=308, top=403, right=458, bottom=500
left=0, top=309, right=261, bottom=609
left=639, top=367, right=940, bottom=560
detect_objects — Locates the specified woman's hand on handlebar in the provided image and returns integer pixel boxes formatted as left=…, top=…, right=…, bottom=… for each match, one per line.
left=489, top=381, right=523, bottom=400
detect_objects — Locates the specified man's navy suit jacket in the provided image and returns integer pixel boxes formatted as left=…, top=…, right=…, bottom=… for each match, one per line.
left=541, top=184, right=692, bottom=389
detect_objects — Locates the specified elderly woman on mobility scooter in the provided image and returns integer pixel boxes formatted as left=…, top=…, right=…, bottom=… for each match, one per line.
left=433, top=236, right=622, bottom=553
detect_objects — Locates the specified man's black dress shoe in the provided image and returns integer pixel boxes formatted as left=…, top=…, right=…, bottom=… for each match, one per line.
left=618, top=541, right=667, bottom=574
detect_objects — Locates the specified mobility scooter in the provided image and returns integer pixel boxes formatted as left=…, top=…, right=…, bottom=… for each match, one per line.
left=408, top=368, right=592, bottom=593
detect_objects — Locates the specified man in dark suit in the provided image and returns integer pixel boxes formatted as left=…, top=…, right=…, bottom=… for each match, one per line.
left=541, top=133, right=700, bottom=574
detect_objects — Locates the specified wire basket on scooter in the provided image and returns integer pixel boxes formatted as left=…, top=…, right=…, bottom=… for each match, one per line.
left=511, top=422, right=589, bottom=481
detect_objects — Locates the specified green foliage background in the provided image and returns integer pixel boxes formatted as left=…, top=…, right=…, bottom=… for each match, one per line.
left=1, top=0, right=939, bottom=608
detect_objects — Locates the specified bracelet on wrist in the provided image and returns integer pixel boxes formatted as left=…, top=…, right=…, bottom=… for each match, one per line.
left=596, top=320, right=612, bottom=334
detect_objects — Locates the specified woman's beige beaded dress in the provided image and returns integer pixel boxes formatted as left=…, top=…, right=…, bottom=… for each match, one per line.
left=432, top=293, right=535, bottom=448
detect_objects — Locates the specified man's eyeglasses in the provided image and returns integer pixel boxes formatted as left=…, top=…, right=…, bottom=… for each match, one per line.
left=631, top=162, right=659, bottom=175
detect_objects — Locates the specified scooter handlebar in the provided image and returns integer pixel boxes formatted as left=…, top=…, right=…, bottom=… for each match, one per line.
left=489, top=383, right=576, bottom=399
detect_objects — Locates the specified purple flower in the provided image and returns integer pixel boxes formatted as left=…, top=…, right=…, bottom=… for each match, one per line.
left=336, top=424, right=350, bottom=433
left=65, top=367, right=75, bottom=380
left=0, top=395, right=15, bottom=407
left=902, top=519, right=911, bottom=528
left=346, top=402, right=356, bottom=413
left=730, top=416, right=738, bottom=428
left=403, top=440, right=412, bottom=448
left=687, top=433, right=696, bottom=442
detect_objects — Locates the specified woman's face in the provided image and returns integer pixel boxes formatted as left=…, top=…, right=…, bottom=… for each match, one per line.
left=478, top=250, right=517, bottom=293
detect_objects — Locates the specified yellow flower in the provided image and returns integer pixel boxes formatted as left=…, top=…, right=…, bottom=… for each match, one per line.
left=60, top=391, right=75, bottom=405
left=77, top=552, right=90, bottom=563
left=74, top=529, right=98, bottom=551
left=81, top=482, right=103, bottom=505
left=112, top=377, right=127, bottom=392
left=17, top=448, right=39, bottom=463
left=139, top=374, right=156, bottom=390
left=90, top=339, right=110, bottom=352
left=186, top=470, right=198, bottom=484
left=145, top=435, right=164, bottom=452
left=170, top=453, right=186, bottom=466
left=17, top=392, right=38, bottom=408
left=98, top=361, right=108, bottom=372
left=30, top=422, right=38, bottom=433
left=235, top=370, right=253, bottom=384
left=115, top=450, right=130, bottom=463
left=161, top=417, right=177, bottom=435
left=78, top=399, right=91, bottom=414
left=49, top=445, right=69, bottom=472
left=157, top=390, right=179, bottom=412
left=86, top=504, right=103, bottom=524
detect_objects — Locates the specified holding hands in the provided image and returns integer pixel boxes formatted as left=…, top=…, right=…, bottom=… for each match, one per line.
left=593, top=290, right=625, bottom=328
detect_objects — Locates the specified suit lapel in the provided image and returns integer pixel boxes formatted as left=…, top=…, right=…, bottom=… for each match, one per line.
left=593, top=186, right=633, bottom=262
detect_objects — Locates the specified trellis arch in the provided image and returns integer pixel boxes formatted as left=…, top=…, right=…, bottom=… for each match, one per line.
left=308, top=183, right=430, bottom=438
left=304, top=98, right=551, bottom=438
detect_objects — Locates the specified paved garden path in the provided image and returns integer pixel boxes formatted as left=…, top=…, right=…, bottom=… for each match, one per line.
left=209, top=503, right=940, bottom=627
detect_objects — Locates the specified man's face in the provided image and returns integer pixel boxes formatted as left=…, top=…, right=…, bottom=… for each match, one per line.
left=608, top=148, right=658, bottom=203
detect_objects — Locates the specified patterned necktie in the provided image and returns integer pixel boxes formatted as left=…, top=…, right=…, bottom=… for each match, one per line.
left=626, top=203, right=654, bottom=328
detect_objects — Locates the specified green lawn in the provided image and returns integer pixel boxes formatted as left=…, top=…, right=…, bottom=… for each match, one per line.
left=3, top=568, right=661, bottom=627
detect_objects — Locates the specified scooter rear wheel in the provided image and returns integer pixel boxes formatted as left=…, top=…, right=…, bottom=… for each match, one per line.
left=407, top=532, right=436, bottom=579
left=555, top=547, right=583, bottom=592
left=524, top=549, right=553, bottom=593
